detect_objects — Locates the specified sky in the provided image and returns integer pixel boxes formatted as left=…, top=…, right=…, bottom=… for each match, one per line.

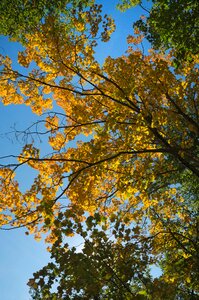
left=0, top=2, right=157, bottom=299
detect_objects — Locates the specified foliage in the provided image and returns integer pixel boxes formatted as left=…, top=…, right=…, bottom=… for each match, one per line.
left=178, top=169, right=199, bottom=209
left=117, top=0, right=141, bottom=12
left=0, top=1, right=199, bottom=299
left=0, top=0, right=94, bottom=42
left=28, top=211, right=153, bottom=299
left=118, top=0, right=199, bottom=65
left=28, top=209, right=198, bottom=299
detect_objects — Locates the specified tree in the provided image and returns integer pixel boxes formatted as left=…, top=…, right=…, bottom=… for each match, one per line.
left=118, top=0, right=199, bottom=65
left=0, top=2, right=198, bottom=298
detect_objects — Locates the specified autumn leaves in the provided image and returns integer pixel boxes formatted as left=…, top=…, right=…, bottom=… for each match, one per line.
left=0, top=1, right=199, bottom=298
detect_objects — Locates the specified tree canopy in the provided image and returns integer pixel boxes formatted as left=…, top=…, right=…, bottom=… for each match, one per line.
left=0, top=1, right=198, bottom=299
left=0, top=0, right=95, bottom=42
left=119, top=0, right=199, bottom=65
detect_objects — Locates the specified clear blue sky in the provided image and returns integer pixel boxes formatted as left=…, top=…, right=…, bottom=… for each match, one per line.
left=0, top=2, right=157, bottom=299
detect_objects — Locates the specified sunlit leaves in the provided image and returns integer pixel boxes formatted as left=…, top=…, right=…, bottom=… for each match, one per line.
left=0, top=3, right=199, bottom=298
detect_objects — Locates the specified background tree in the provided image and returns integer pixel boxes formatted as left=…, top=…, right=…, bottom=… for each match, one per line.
left=28, top=206, right=198, bottom=299
left=28, top=211, right=153, bottom=299
left=118, top=0, right=199, bottom=65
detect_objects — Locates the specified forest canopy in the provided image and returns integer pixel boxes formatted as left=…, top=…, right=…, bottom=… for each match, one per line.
left=0, top=1, right=198, bottom=299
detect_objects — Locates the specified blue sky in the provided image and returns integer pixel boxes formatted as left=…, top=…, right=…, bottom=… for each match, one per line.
left=0, top=2, right=157, bottom=299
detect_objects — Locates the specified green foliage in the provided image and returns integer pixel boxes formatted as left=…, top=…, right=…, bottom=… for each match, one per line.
left=178, top=169, right=199, bottom=208
left=117, top=0, right=141, bottom=12
left=134, top=0, right=199, bottom=65
left=28, top=209, right=199, bottom=299
left=28, top=211, right=153, bottom=299
left=117, top=0, right=199, bottom=65
left=0, top=0, right=93, bottom=41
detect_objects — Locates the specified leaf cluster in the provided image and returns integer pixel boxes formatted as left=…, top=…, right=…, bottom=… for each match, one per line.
left=118, top=0, right=199, bottom=65
left=0, top=0, right=94, bottom=42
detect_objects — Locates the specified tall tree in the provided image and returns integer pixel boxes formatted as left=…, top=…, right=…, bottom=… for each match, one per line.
left=0, top=2, right=198, bottom=298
